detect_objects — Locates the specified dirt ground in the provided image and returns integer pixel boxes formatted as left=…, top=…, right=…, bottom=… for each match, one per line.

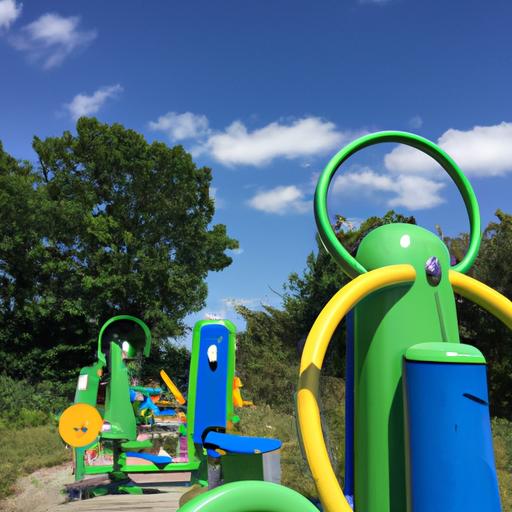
left=0, top=463, right=75, bottom=512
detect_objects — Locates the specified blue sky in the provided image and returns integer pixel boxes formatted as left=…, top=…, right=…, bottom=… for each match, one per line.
left=1, top=0, right=511, bottom=343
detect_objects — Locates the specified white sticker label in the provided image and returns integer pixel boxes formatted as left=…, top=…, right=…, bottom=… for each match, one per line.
left=78, top=374, right=88, bottom=391
left=207, top=344, right=218, bottom=364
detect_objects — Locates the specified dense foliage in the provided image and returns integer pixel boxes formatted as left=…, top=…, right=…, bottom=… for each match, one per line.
left=0, top=118, right=237, bottom=384
left=238, top=210, right=512, bottom=420
left=236, top=211, right=416, bottom=412
left=449, top=210, right=512, bottom=418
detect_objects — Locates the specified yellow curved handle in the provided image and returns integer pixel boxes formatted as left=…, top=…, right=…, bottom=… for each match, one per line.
left=449, top=270, right=512, bottom=329
left=297, top=264, right=416, bottom=512
left=160, top=369, right=187, bottom=405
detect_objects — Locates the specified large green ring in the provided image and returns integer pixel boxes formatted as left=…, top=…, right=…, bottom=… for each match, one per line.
left=314, top=130, right=481, bottom=279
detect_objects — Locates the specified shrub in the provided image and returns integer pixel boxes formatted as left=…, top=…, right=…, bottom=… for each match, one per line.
left=0, top=375, right=72, bottom=427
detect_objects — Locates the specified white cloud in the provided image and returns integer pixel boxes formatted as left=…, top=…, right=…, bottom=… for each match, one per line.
left=209, top=186, right=225, bottom=209
left=408, top=115, right=423, bottom=129
left=222, top=297, right=258, bottom=308
left=231, top=247, right=244, bottom=255
left=204, top=297, right=258, bottom=320
left=149, top=113, right=357, bottom=167
left=205, top=312, right=224, bottom=320
left=343, top=217, right=364, bottom=230
left=333, top=168, right=445, bottom=210
left=65, top=84, right=123, bottom=120
left=247, top=185, right=311, bottom=215
left=385, top=122, right=512, bottom=178
left=206, top=117, right=350, bottom=167
left=387, top=175, right=445, bottom=209
left=149, top=112, right=210, bottom=142
left=10, top=13, right=96, bottom=69
left=0, top=0, right=22, bottom=30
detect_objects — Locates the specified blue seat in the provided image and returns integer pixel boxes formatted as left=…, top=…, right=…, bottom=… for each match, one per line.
left=155, top=408, right=176, bottom=416
left=204, top=431, right=282, bottom=455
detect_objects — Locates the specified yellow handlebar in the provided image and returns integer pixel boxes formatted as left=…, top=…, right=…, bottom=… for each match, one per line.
left=297, top=264, right=417, bottom=512
left=160, top=369, right=187, bottom=405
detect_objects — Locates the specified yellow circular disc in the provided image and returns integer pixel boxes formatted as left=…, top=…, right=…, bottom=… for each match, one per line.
left=59, top=403, right=103, bottom=448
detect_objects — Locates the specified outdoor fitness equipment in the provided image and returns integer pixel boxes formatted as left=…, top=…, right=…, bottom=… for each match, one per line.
left=180, top=131, right=511, bottom=512
left=297, top=131, right=511, bottom=512
left=60, top=317, right=281, bottom=496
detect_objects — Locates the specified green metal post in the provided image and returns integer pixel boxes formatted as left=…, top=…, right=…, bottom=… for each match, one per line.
left=353, top=223, right=460, bottom=511
left=102, top=342, right=137, bottom=441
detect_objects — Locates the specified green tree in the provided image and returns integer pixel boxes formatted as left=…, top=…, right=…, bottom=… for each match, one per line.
left=141, top=340, right=191, bottom=393
left=237, top=211, right=415, bottom=411
left=447, top=210, right=512, bottom=418
left=0, top=118, right=238, bottom=383
left=236, top=305, right=300, bottom=412
left=239, top=208, right=512, bottom=420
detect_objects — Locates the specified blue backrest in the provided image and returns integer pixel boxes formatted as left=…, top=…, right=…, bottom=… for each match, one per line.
left=192, top=322, right=231, bottom=443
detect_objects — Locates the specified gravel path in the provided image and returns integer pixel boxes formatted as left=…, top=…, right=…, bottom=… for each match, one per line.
left=0, top=464, right=191, bottom=512
left=0, top=463, right=75, bottom=512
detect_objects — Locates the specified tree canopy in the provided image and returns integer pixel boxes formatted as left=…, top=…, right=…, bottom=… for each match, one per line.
left=237, top=210, right=512, bottom=419
left=0, top=118, right=237, bottom=382
left=448, top=210, right=512, bottom=418
left=236, top=211, right=416, bottom=412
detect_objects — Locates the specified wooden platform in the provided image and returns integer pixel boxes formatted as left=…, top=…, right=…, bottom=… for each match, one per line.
left=52, top=473, right=191, bottom=511
left=52, top=489, right=186, bottom=512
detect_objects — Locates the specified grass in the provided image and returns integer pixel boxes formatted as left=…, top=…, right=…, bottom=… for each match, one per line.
left=237, top=377, right=512, bottom=511
left=0, top=375, right=72, bottom=500
left=237, top=376, right=344, bottom=498
left=0, top=424, right=70, bottom=500
left=493, top=417, right=512, bottom=510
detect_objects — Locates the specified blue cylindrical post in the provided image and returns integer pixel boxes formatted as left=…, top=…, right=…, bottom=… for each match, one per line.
left=403, top=342, right=501, bottom=512
left=345, top=310, right=355, bottom=507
